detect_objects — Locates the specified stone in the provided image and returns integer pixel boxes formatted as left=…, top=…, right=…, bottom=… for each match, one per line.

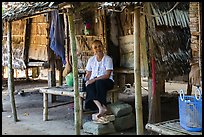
left=107, top=102, right=132, bottom=117
left=113, top=112, right=135, bottom=131
left=83, top=121, right=116, bottom=135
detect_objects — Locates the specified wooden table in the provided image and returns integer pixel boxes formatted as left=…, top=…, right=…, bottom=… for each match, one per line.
left=145, top=119, right=202, bottom=135
left=39, top=85, right=86, bottom=127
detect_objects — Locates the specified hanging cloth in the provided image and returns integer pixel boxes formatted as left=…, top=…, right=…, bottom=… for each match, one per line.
left=49, top=10, right=66, bottom=65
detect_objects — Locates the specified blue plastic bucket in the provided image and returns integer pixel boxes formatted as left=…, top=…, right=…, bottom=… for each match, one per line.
left=178, top=88, right=202, bottom=132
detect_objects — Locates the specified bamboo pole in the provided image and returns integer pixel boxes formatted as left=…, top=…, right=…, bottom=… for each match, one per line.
left=7, top=21, right=18, bottom=122
left=43, top=93, right=48, bottom=121
left=133, top=5, right=144, bottom=135
left=67, top=8, right=81, bottom=135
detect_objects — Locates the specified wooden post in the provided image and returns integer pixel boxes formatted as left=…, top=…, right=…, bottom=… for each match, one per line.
left=145, top=2, right=161, bottom=124
left=7, top=21, right=18, bottom=122
left=67, top=8, right=81, bottom=135
left=43, top=93, right=48, bottom=121
left=63, top=12, right=68, bottom=57
left=102, top=9, right=107, bottom=54
left=23, top=18, right=32, bottom=81
left=133, top=5, right=144, bottom=135
left=25, top=68, right=29, bottom=80
left=58, top=69, right=63, bottom=86
left=47, top=12, right=56, bottom=102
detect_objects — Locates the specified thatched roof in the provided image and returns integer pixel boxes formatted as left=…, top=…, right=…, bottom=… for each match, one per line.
left=2, top=2, right=60, bottom=22
left=2, top=2, right=101, bottom=22
left=151, top=2, right=190, bottom=28
left=98, top=2, right=141, bottom=12
left=99, top=2, right=191, bottom=78
left=3, top=2, right=189, bottom=28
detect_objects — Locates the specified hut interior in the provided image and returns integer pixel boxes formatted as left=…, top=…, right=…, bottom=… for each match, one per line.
left=2, top=2, right=200, bottom=90
left=2, top=2, right=202, bottom=135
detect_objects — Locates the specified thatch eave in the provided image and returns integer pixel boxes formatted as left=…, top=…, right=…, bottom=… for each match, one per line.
left=2, top=2, right=62, bottom=22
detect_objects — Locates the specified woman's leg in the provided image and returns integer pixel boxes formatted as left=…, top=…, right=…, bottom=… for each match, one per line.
left=85, top=83, right=97, bottom=110
left=95, top=79, right=114, bottom=106
left=93, top=79, right=114, bottom=117
left=85, top=79, right=114, bottom=119
left=92, top=100, right=108, bottom=118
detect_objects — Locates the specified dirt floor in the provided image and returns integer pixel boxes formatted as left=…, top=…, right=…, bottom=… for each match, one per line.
left=1, top=77, right=198, bottom=135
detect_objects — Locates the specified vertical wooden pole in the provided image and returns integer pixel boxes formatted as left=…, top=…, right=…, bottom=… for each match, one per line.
left=67, top=8, right=81, bottom=135
left=63, top=12, right=68, bottom=57
left=47, top=12, right=56, bottom=102
left=43, top=93, right=48, bottom=121
left=146, top=2, right=161, bottom=124
left=23, top=18, right=32, bottom=81
left=134, top=5, right=144, bottom=135
left=25, top=68, right=29, bottom=80
left=102, top=9, right=108, bottom=54
left=7, top=21, right=18, bottom=122
left=58, top=69, right=63, bottom=86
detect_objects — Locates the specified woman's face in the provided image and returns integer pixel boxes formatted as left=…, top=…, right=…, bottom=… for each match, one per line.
left=92, top=42, right=103, bottom=55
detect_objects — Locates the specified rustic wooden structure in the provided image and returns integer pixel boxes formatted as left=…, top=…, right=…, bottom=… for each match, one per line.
left=39, top=85, right=120, bottom=127
left=2, top=2, right=202, bottom=135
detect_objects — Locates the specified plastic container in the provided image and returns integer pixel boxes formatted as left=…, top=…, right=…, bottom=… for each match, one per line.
left=66, top=72, right=73, bottom=87
left=178, top=87, right=202, bottom=132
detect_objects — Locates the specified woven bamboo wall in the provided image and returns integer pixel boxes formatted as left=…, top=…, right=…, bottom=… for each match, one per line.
left=189, top=2, right=202, bottom=86
left=28, top=14, right=48, bottom=61
left=2, top=20, right=26, bottom=69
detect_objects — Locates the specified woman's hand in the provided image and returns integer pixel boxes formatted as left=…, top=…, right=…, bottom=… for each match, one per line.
left=85, top=78, right=96, bottom=86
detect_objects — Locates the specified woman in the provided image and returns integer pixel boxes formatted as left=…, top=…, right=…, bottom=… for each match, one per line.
left=84, top=40, right=114, bottom=120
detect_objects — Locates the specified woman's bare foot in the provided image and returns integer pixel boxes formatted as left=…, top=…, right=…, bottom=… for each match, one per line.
left=97, top=108, right=107, bottom=118
left=92, top=113, right=98, bottom=121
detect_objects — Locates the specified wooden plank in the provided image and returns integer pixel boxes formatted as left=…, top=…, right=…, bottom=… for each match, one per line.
left=146, top=123, right=185, bottom=135
left=163, top=122, right=201, bottom=135
left=114, top=68, right=134, bottom=74
left=39, top=87, right=86, bottom=98
left=27, top=61, right=46, bottom=67
left=145, top=119, right=202, bottom=135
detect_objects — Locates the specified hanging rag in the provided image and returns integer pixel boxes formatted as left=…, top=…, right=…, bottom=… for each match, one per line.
left=50, top=10, right=66, bottom=65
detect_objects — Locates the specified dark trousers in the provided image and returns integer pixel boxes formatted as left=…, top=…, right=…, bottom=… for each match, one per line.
left=85, top=79, right=114, bottom=110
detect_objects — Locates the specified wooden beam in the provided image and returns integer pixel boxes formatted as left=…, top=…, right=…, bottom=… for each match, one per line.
left=67, top=8, right=81, bottom=135
left=133, top=5, right=144, bottom=135
left=4, top=8, right=58, bottom=22
left=7, top=21, right=18, bottom=122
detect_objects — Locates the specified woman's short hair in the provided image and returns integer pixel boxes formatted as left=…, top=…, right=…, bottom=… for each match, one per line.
left=92, top=40, right=102, bottom=46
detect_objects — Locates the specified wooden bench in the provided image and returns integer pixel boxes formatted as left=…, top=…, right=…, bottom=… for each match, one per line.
left=145, top=119, right=202, bottom=135
left=39, top=85, right=121, bottom=127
